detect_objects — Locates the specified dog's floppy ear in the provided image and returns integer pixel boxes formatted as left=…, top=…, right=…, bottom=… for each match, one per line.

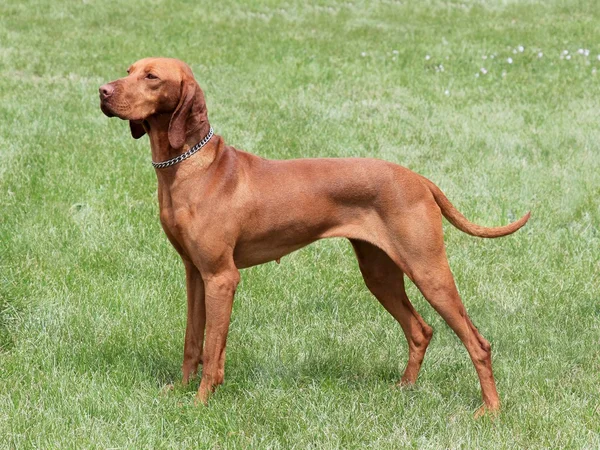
left=129, top=121, right=146, bottom=139
left=168, top=78, right=197, bottom=150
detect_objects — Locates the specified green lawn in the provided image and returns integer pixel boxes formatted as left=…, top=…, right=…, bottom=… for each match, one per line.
left=1, top=0, right=599, bottom=447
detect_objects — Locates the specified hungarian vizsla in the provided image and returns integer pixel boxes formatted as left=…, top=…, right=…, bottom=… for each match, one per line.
left=99, top=57, right=530, bottom=416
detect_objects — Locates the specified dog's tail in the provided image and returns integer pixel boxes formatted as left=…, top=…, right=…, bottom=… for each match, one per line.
left=421, top=177, right=530, bottom=238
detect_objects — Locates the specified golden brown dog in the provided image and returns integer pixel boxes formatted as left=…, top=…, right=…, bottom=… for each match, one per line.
left=99, top=57, right=529, bottom=416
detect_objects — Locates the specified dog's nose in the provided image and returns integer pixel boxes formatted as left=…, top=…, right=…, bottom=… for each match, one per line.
left=99, top=83, right=114, bottom=99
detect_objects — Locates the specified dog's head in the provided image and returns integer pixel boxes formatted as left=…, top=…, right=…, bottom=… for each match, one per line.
left=99, top=57, right=208, bottom=149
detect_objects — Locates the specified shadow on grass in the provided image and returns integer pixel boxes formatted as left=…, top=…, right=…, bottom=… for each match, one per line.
left=67, top=345, right=404, bottom=392
left=59, top=338, right=183, bottom=387
left=228, top=351, right=404, bottom=389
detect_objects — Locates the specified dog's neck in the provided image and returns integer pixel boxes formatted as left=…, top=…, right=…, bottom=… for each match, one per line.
left=146, top=114, right=217, bottom=177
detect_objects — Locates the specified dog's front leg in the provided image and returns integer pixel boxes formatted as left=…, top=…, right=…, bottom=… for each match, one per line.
left=182, top=260, right=206, bottom=384
left=196, top=266, right=240, bottom=404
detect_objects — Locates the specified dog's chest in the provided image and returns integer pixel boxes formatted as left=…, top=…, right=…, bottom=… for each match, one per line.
left=157, top=205, right=184, bottom=250
left=159, top=207, right=179, bottom=235
left=157, top=186, right=199, bottom=252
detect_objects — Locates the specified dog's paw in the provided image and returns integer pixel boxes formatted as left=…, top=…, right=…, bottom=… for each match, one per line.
left=474, top=404, right=500, bottom=419
left=397, top=377, right=417, bottom=388
left=194, top=392, right=210, bottom=406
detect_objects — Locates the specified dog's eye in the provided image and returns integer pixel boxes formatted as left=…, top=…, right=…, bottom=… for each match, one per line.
left=146, top=73, right=158, bottom=80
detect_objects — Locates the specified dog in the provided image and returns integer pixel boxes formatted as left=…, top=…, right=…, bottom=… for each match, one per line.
left=99, top=57, right=529, bottom=416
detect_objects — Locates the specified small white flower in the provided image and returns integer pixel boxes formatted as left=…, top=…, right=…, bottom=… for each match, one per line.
left=490, top=54, right=495, bottom=59
left=482, top=55, right=487, bottom=60
left=392, top=50, right=399, bottom=55
left=425, top=54, right=431, bottom=60
left=507, top=57, right=513, bottom=64
left=512, top=49, right=517, bottom=54
left=566, top=54, right=571, bottom=60
left=584, top=49, right=590, bottom=56
left=593, top=68, right=597, bottom=75
left=475, top=73, right=480, bottom=78
left=597, top=55, right=600, bottom=61
left=518, top=45, right=524, bottom=52
left=577, top=48, right=584, bottom=54
left=444, top=89, right=450, bottom=95
left=480, top=67, right=488, bottom=75
left=361, top=52, right=367, bottom=57
left=439, top=64, right=444, bottom=72
left=538, top=52, right=543, bottom=58
left=562, top=50, right=569, bottom=56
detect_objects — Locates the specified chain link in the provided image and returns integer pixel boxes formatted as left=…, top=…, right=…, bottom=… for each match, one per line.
left=152, top=126, right=214, bottom=169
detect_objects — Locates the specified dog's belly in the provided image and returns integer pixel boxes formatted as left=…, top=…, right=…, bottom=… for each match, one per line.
left=232, top=207, right=384, bottom=269
left=232, top=216, right=330, bottom=268
left=233, top=239, right=317, bottom=269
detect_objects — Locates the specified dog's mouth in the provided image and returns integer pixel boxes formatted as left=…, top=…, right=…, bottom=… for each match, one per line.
left=100, top=100, right=116, bottom=118
left=100, top=98, right=149, bottom=122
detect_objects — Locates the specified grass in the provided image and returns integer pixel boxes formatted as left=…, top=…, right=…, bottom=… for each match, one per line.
left=1, top=0, right=599, bottom=447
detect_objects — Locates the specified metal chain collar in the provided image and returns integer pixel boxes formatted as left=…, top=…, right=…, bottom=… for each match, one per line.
left=151, top=126, right=214, bottom=169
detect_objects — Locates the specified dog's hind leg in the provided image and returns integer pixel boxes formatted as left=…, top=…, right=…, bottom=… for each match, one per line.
left=350, top=239, right=433, bottom=385
left=393, top=203, right=501, bottom=416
